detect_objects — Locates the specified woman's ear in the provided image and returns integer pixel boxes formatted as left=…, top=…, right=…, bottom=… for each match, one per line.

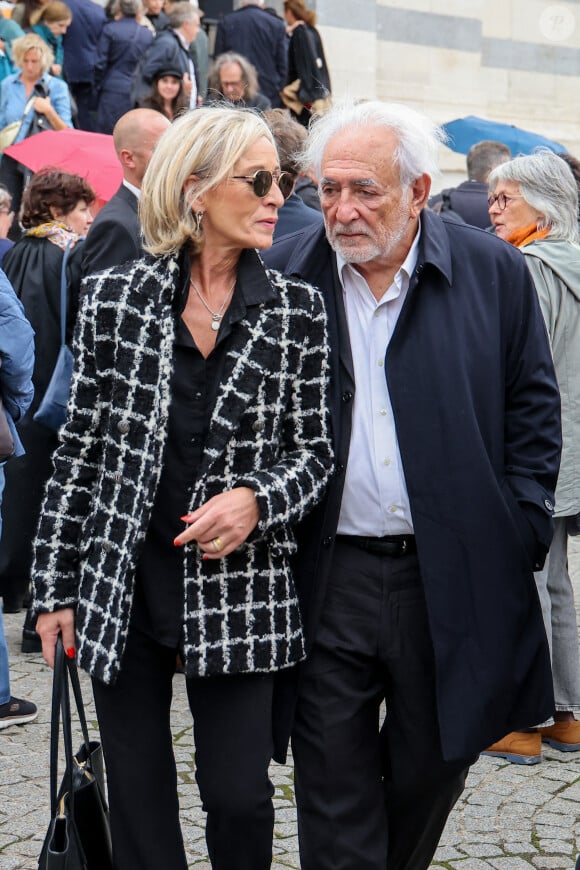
left=49, top=205, right=62, bottom=221
left=183, top=174, right=203, bottom=211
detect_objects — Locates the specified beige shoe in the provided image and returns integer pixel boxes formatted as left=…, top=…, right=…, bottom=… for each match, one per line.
left=480, top=731, right=542, bottom=764
left=539, top=720, right=580, bottom=751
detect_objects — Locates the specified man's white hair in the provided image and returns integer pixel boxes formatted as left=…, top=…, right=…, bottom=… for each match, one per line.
left=301, top=100, right=446, bottom=188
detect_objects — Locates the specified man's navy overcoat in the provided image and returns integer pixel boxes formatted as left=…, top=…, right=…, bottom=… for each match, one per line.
left=265, top=210, right=562, bottom=761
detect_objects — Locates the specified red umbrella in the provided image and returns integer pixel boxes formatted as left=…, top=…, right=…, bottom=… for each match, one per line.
left=4, top=129, right=122, bottom=201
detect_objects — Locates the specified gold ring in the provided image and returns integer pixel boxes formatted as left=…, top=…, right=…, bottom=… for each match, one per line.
left=212, top=536, right=224, bottom=552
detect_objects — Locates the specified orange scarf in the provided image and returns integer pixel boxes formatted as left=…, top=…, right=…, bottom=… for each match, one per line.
left=506, top=222, right=550, bottom=248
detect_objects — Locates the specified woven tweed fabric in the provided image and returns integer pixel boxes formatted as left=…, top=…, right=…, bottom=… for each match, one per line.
left=31, top=252, right=333, bottom=684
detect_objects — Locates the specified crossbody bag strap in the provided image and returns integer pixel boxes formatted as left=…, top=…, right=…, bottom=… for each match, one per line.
left=59, top=241, right=73, bottom=348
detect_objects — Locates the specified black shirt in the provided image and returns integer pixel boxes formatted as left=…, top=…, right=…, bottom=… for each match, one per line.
left=131, top=249, right=276, bottom=647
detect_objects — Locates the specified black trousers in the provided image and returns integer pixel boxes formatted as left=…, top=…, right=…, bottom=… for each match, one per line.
left=292, top=541, right=475, bottom=870
left=92, top=626, right=276, bottom=870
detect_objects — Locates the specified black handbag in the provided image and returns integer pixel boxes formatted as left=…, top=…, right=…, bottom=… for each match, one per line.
left=38, top=638, right=113, bottom=870
left=33, top=242, right=74, bottom=432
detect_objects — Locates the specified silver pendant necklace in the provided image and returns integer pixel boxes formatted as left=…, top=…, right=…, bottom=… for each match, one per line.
left=190, top=278, right=235, bottom=331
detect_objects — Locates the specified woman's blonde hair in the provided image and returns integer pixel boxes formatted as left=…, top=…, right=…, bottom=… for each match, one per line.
left=12, top=32, right=54, bottom=74
left=140, top=106, right=277, bottom=256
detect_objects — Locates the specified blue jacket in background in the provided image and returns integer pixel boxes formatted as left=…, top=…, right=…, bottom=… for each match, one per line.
left=0, top=72, right=72, bottom=139
left=62, top=0, right=106, bottom=86
left=0, top=268, right=34, bottom=457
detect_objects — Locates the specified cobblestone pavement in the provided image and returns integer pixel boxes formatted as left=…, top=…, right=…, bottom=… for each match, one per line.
left=2, top=543, right=580, bottom=869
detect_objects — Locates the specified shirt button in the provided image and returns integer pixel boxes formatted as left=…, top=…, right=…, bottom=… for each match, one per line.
left=252, top=420, right=265, bottom=433
left=383, top=458, right=391, bottom=466
left=117, top=420, right=129, bottom=434
left=377, top=359, right=384, bottom=367
left=380, top=408, right=387, bottom=416
left=374, top=310, right=381, bottom=318
left=388, top=505, right=397, bottom=513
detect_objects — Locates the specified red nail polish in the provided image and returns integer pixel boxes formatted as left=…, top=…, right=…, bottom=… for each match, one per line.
left=180, top=515, right=191, bottom=523
left=202, top=554, right=209, bottom=561
left=66, top=647, right=75, bottom=659
left=173, top=538, right=182, bottom=547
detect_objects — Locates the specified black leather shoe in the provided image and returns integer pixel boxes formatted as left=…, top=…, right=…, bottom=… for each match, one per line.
left=1, top=596, right=24, bottom=614
left=21, top=610, right=41, bottom=654
left=21, top=628, right=42, bottom=653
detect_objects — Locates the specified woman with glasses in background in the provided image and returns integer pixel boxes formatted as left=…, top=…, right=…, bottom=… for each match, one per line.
left=32, top=106, right=333, bottom=870
left=484, top=149, right=580, bottom=765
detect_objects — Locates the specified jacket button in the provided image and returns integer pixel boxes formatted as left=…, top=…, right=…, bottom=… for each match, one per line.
left=341, top=391, right=353, bottom=403
left=322, top=536, right=333, bottom=548
left=252, top=420, right=265, bottom=433
left=117, top=420, right=130, bottom=434
left=544, top=498, right=554, bottom=511
left=335, top=463, right=344, bottom=475
left=102, top=541, right=112, bottom=553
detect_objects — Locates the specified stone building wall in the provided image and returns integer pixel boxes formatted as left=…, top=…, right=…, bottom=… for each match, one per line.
left=314, top=1, right=580, bottom=188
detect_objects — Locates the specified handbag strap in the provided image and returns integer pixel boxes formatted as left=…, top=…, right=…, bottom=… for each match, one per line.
left=59, top=241, right=73, bottom=348
left=49, top=638, right=75, bottom=815
left=65, top=642, right=92, bottom=753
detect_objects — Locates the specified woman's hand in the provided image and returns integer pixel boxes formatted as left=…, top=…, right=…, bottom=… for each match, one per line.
left=174, top=486, right=260, bottom=559
left=36, top=608, right=76, bottom=668
left=32, top=95, right=53, bottom=116
left=32, top=96, right=68, bottom=131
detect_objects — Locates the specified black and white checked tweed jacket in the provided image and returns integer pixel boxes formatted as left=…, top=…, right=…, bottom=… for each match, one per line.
left=32, top=252, right=333, bottom=685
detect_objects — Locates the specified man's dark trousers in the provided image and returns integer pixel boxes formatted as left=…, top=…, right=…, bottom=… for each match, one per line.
left=292, top=539, right=476, bottom=870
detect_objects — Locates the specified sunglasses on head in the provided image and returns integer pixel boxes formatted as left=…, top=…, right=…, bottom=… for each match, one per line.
left=232, top=169, right=294, bottom=200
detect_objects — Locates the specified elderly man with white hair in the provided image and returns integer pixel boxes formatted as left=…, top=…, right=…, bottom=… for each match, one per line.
left=265, top=100, right=562, bottom=870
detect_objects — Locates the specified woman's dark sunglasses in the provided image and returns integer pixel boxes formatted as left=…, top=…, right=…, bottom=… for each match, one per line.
left=232, top=169, right=294, bottom=200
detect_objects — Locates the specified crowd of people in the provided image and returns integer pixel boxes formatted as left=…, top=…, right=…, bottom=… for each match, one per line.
left=0, top=3, right=579, bottom=870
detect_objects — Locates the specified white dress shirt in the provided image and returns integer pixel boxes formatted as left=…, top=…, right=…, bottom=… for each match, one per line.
left=336, top=229, right=420, bottom=536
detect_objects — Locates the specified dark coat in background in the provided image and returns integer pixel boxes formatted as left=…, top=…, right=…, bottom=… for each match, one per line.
left=264, top=210, right=562, bottom=762
left=214, top=4, right=287, bottom=108
left=135, top=28, right=197, bottom=106
left=82, top=184, right=142, bottom=276
left=0, top=238, right=84, bottom=608
left=62, top=0, right=106, bottom=130
left=429, top=180, right=492, bottom=229
left=95, top=18, right=154, bottom=134
left=62, top=0, right=106, bottom=84
left=286, top=22, right=331, bottom=104
left=273, top=192, right=322, bottom=240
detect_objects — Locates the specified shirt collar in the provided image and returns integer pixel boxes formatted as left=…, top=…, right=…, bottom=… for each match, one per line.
left=123, top=179, right=141, bottom=200
left=177, top=247, right=277, bottom=315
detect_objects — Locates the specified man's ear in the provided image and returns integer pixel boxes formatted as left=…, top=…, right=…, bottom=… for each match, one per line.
left=409, top=173, right=431, bottom=217
left=119, top=148, right=136, bottom=170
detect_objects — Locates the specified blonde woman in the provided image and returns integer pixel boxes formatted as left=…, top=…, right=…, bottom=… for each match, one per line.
left=33, top=106, right=333, bottom=870
left=0, top=33, right=72, bottom=230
